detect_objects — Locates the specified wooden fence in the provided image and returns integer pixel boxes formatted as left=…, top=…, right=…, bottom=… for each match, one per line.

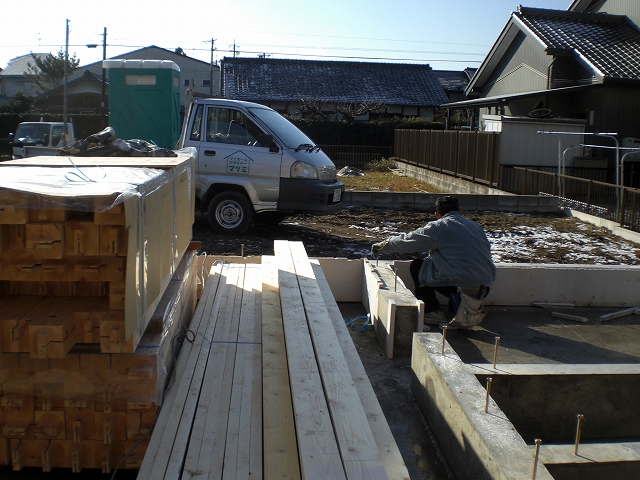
left=394, top=129, right=501, bottom=187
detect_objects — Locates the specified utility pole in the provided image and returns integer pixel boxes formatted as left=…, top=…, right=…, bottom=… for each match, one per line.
left=63, top=19, right=69, bottom=145
left=101, top=27, right=107, bottom=124
left=231, top=41, right=240, bottom=57
left=209, top=38, right=216, bottom=96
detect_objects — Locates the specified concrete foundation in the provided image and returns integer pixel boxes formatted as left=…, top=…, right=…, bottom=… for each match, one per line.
left=411, top=306, right=640, bottom=480
left=312, top=257, right=640, bottom=480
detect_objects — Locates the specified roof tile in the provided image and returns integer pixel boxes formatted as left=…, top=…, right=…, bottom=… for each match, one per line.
left=221, top=57, right=449, bottom=106
left=516, top=8, right=640, bottom=80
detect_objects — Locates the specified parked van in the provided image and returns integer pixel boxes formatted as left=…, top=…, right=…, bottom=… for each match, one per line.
left=179, top=99, right=344, bottom=233
left=9, top=121, right=75, bottom=158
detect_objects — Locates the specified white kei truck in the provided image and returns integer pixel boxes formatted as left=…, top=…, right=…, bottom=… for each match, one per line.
left=178, top=98, right=345, bottom=233
left=9, top=121, right=75, bottom=158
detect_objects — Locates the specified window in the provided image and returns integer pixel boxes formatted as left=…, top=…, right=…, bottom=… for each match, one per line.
left=183, top=79, right=190, bottom=86
left=51, top=125, right=64, bottom=146
left=125, top=74, right=156, bottom=86
left=202, top=79, right=211, bottom=87
left=205, top=107, right=264, bottom=145
left=189, top=105, right=204, bottom=141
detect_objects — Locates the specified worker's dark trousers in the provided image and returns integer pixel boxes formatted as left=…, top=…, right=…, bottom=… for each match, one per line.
left=410, top=259, right=458, bottom=313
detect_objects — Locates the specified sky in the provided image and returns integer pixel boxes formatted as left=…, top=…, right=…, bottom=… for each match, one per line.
left=2, top=0, right=571, bottom=72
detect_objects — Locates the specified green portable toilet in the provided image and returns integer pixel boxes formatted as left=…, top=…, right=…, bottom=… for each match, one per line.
left=105, top=59, right=180, bottom=149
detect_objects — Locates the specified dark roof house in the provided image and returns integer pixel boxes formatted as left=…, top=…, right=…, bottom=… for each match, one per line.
left=34, top=69, right=104, bottom=114
left=438, top=0, right=640, bottom=187
left=221, top=57, right=449, bottom=120
left=434, top=68, right=476, bottom=102
left=446, top=3, right=640, bottom=141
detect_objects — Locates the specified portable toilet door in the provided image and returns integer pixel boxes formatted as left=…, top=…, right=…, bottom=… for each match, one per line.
left=104, top=59, right=181, bottom=149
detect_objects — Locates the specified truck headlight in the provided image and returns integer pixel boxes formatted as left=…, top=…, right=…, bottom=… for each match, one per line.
left=291, top=161, right=318, bottom=179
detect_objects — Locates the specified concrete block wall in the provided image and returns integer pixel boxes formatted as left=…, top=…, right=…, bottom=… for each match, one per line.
left=343, top=191, right=561, bottom=214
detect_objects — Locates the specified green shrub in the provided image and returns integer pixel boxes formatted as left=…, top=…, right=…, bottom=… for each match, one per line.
left=365, top=157, right=398, bottom=171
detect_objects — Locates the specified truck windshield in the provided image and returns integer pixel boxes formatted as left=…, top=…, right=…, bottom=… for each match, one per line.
left=15, top=123, right=50, bottom=145
left=248, top=107, right=315, bottom=150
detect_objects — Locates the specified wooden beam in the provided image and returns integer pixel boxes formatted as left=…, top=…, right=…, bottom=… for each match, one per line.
left=137, top=262, right=224, bottom=479
left=287, top=241, right=388, bottom=479
left=262, top=256, right=301, bottom=480
left=274, top=240, right=345, bottom=480
left=311, top=259, right=409, bottom=480
left=185, top=265, right=243, bottom=479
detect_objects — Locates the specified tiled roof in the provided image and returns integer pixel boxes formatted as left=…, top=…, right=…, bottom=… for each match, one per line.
left=0, top=53, right=47, bottom=76
left=221, top=57, right=449, bottom=106
left=434, top=70, right=472, bottom=93
left=516, top=7, right=640, bottom=80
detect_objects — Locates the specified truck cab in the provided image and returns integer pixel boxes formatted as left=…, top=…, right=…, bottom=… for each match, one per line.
left=179, top=99, right=344, bottom=234
left=9, top=121, right=74, bottom=158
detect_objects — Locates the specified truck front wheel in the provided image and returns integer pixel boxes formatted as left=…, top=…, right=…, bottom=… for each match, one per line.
left=207, top=191, right=254, bottom=234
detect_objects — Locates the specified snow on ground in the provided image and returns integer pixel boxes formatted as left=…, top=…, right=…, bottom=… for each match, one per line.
left=347, top=220, right=640, bottom=265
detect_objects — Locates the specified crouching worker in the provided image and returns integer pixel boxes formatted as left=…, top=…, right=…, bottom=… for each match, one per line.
left=371, top=195, right=496, bottom=329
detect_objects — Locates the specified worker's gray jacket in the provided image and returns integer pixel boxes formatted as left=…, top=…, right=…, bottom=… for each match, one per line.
left=378, top=211, right=496, bottom=288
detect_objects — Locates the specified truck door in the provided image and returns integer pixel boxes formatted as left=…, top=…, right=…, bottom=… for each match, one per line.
left=195, top=105, right=283, bottom=205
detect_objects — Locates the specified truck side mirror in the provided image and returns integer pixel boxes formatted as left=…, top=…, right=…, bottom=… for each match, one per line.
left=257, top=134, right=280, bottom=153
left=8, top=133, right=14, bottom=146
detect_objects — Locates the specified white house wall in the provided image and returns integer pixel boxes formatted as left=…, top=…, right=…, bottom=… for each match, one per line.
left=483, top=115, right=585, bottom=167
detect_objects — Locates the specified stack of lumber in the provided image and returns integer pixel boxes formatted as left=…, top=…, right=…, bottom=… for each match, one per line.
left=0, top=155, right=197, bottom=472
left=139, top=240, right=409, bottom=480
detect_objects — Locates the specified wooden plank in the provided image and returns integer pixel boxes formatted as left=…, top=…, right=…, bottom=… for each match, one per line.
left=94, top=203, right=126, bottom=225
left=139, top=263, right=227, bottom=480
left=222, top=342, right=248, bottom=480
left=64, top=218, right=100, bottom=256
left=261, top=255, right=301, bottom=480
left=196, top=266, right=244, bottom=480
left=26, top=297, right=92, bottom=358
left=273, top=240, right=346, bottom=480
left=288, top=241, right=388, bottom=479
left=311, top=260, right=410, bottom=480
left=224, top=265, right=261, bottom=480
left=25, top=223, right=64, bottom=259
left=248, top=264, right=263, bottom=480
left=0, top=206, right=29, bottom=224
left=182, top=266, right=241, bottom=479
left=0, top=295, right=44, bottom=353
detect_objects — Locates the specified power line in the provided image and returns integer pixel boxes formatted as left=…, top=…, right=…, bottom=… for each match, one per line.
left=4, top=42, right=485, bottom=65
left=237, top=43, right=485, bottom=56
left=204, top=48, right=483, bottom=64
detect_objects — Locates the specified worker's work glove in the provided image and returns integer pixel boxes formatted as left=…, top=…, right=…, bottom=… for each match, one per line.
left=371, top=241, right=386, bottom=258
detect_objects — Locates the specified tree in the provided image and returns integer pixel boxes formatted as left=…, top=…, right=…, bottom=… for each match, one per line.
left=331, top=99, right=385, bottom=124
left=0, top=91, right=35, bottom=113
left=26, top=50, right=80, bottom=94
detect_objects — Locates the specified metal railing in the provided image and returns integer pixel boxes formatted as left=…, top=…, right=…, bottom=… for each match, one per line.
left=500, top=166, right=640, bottom=232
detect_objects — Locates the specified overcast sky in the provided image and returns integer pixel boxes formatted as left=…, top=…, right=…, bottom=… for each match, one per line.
left=2, top=0, right=571, bottom=72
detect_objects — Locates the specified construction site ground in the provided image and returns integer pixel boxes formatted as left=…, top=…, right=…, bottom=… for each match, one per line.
left=191, top=208, right=640, bottom=480
left=3, top=206, right=637, bottom=479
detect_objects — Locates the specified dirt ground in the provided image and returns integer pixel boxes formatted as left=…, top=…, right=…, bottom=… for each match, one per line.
left=192, top=206, right=640, bottom=264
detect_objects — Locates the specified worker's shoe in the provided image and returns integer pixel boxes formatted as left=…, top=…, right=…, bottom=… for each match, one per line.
left=424, top=310, right=446, bottom=325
